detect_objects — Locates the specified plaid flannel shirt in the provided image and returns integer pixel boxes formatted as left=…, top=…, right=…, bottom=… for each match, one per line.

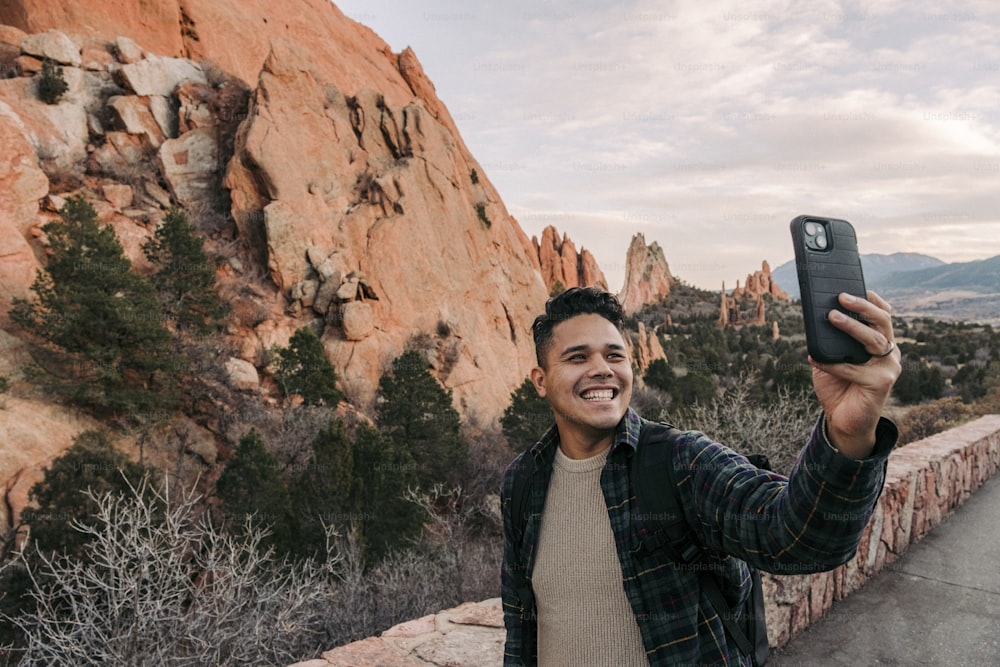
left=500, top=407, right=895, bottom=666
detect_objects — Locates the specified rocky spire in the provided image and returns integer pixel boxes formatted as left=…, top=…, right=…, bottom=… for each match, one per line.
left=741, top=260, right=790, bottom=301
left=618, top=233, right=673, bottom=316
left=532, top=225, right=608, bottom=293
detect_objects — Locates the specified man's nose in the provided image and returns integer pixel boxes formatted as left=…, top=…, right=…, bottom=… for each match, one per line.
left=588, top=355, right=613, bottom=376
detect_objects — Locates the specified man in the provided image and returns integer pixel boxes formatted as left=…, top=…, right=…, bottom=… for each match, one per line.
left=500, top=287, right=901, bottom=666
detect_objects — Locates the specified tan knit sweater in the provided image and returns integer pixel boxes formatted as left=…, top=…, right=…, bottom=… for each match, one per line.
left=532, top=445, right=648, bottom=666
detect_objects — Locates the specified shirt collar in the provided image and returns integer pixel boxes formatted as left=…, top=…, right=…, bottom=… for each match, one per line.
left=529, top=406, right=643, bottom=462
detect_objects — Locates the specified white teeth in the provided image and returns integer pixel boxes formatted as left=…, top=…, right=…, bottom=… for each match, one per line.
left=582, top=389, right=614, bottom=401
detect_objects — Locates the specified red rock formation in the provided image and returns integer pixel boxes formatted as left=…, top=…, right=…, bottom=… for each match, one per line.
left=0, top=2, right=550, bottom=423
left=618, top=233, right=673, bottom=316
left=533, top=225, right=608, bottom=293
left=741, top=260, right=789, bottom=301
left=629, top=322, right=667, bottom=374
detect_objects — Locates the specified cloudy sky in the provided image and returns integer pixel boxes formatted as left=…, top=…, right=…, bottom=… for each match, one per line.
left=334, top=0, right=1000, bottom=292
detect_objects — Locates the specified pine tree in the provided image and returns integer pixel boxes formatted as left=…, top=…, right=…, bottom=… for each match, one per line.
left=644, top=358, right=676, bottom=394
left=26, top=429, right=153, bottom=559
left=215, top=429, right=293, bottom=554
left=351, top=422, right=422, bottom=561
left=142, top=207, right=226, bottom=332
left=10, top=196, right=181, bottom=416
left=376, top=350, right=467, bottom=489
left=274, top=327, right=342, bottom=406
left=288, top=417, right=356, bottom=560
left=500, top=377, right=552, bottom=453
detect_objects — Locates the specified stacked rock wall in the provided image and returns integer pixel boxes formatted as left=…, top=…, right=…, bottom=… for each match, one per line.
left=291, top=414, right=1000, bottom=666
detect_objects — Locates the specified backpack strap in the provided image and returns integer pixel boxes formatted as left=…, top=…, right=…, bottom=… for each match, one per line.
left=509, top=453, right=538, bottom=663
left=633, top=421, right=762, bottom=664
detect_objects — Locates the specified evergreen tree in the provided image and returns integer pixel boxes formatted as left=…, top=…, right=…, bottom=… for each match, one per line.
left=351, top=422, right=421, bottom=561
left=501, top=377, right=552, bottom=453
left=672, top=371, right=716, bottom=407
left=274, top=327, right=342, bottom=406
left=142, top=207, right=226, bottom=332
left=288, top=417, right=356, bottom=560
left=26, top=429, right=153, bottom=559
left=644, top=358, right=676, bottom=394
left=376, top=350, right=467, bottom=489
left=10, top=196, right=181, bottom=416
left=215, top=429, right=293, bottom=553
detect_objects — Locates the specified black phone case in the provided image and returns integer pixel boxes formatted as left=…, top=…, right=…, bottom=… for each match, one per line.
left=790, top=215, right=871, bottom=364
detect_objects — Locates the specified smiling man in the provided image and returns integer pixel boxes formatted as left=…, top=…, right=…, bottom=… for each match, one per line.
left=500, top=287, right=901, bottom=666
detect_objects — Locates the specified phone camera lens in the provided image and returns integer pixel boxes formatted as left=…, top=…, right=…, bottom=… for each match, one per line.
left=815, top=234, right=828, bottom=249
left=805, top=222, right=822, bottom=236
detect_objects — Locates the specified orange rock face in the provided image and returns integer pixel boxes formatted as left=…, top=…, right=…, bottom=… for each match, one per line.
left=1, top=0, right=551, bottom=420
left=533, top=225, right=609, bottom=294
left=736, top=260, right=789, bottom=301
left=618, top=233, right=674, bottom=316
left=222, top=37, right=548, bottom=416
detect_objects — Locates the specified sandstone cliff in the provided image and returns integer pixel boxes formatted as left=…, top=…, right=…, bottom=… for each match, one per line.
left=532, top=225, right=608, bottom=294
left=0, top=1, right=549, bottom=423
left=0, top=4, right=556, bottom=536
left=618, top=233, right=674, bottom=316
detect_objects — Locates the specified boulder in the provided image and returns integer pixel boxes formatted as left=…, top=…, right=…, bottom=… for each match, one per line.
left=114, top=36, right=144, bottom=64
left=79, top=37, right=114, bottom=71
left=119, top=55, right=207, bottom=97
left=15, top=54, right=42, bottom=74
left=158, top=126, right=219, bottom=208
left=149, top=94, right=178, bottom=139
left=224, top=357, right=259, bottom=391
left=0, top=25, right=28, bottom=47
left=20, top=29, right=81, bottom=66
left=261, top=199, right=310, bottom=290
left=340, top=301, right=374, bottom=341
left=176, top=81, right=215, bottom=132
left=143, top=179, right=173, bottom=209
left=313, top=279, right=340, bottom=315
left=102, top=182, right=134, bottom=210
left=108, top=95, right=166, bottom=147
left=88, top=130, right=149, bottom=180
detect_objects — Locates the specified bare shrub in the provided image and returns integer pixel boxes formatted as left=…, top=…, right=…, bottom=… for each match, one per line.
left=10, top=479, right=341, bottom=666
left=630, top=382, right=673, bottom=423
left=674, top=374, right=819, bottom=475
left=406, top=483, right=502, bottom=605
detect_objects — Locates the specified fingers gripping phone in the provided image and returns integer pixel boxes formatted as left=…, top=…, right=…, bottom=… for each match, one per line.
left=790, top=215, right=871, bottom=364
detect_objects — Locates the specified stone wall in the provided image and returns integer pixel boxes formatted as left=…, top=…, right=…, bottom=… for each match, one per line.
left=290, top=415, right=1000, bottom=667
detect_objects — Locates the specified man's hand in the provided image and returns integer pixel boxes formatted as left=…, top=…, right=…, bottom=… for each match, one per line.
left=809, top=291, right=901, bottom=459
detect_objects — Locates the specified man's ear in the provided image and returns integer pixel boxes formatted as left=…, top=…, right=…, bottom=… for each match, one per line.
left=530, top=366, right=547, bottom=398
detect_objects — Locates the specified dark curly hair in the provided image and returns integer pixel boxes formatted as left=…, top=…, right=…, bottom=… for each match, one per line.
left=532, top=287, right=627, bottom=367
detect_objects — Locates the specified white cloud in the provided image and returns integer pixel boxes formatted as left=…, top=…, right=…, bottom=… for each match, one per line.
left=335, top=0, right=1000, bottom=290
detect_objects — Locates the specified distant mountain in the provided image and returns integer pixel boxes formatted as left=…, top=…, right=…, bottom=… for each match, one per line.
left=771, top=253, right=947, bottom=299
left=772, top=254, right=1000, bottom=325
left=879, top=255, right=1000, bottom=292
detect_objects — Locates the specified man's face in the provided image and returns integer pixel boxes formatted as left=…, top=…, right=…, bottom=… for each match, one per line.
left=531, top=313, right=634, bottom=442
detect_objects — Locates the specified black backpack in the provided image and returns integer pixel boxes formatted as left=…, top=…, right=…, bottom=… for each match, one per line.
left=510, top=421, right=770, bottom=666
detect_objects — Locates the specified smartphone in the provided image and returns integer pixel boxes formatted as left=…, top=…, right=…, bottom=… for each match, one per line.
left=790, top=215, right=871, bottom=364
